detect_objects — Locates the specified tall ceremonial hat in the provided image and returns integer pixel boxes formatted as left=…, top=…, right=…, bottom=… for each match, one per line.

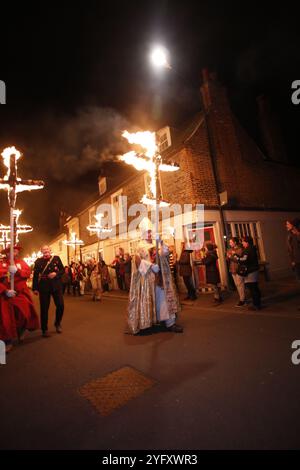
left=2, top=244, right=22, bottom=254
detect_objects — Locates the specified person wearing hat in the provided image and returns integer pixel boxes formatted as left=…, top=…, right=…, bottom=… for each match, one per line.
left=127, top=238, right=182, bottom=334
left=32, top=245, right=65, bottom=337
left=0, top=252, right=18, bottom=352
left=9, top=245, right=39, bottom=337
left=0, top=245, right=39, bottom=351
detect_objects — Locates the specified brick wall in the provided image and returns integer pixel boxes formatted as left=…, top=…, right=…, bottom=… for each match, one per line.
left=198, top=74, right=300, bottom=210
left=78, top=73, right=300, bottom=243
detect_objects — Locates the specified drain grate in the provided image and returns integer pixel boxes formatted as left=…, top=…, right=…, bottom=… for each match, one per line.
left=79, top=366, right=156, bottom=416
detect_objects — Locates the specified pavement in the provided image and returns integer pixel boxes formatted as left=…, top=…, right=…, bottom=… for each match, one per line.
left=1, top=277, right=300, bottom=450
left=101, top=275, right=300, bottom=313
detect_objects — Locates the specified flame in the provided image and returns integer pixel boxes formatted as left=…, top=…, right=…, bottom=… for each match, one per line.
left=1, top=146, right=21, bottom=169
left=0, top=146, right=44, bottom=192
left=120, top=130, right=179, bottom=203
left=87, top=213, right=112, bottom=235
left=122, top=130, right=157, bottom=158
left=13, top=209, right=22, bottom=224
left=23, top=250, right=42, bottom=266
left=141, top=195, right=170, bottom=207
left=120, top=130, right=157, bottom=198
left=159, top=163, right=179, bottom=172
left=15, top=225, right=33, bottom=234
left=64, top=231, right=84, bottom=246
left=16, top=183, right=44, bottom=192
left=0, top=178, right=43, bottom=192
left=94, top=213, right=104, bottom=223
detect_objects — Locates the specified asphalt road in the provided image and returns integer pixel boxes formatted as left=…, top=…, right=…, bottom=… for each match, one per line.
left=1, top=293, right=300, bottom=450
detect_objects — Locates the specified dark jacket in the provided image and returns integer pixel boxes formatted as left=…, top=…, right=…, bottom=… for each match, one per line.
left=32, top=255, right=64, bottom=292
left=287, top=232, right=300, bottom=264
left=123, top=258, right=132, bottom=274
left=239, top=246, right=259, bottom=274
left=178, top=250, right=192, bottom=277
left=202, top=250, right=220, bottom=285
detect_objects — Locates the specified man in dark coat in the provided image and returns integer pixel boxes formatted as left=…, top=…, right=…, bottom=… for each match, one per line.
left=286, top=218, right=300, bottom=311
left=32, top=245, right=65, bottom=337
left=286, top=218, right=300, bottom=281
left=178, top=243, right=197, bottom=300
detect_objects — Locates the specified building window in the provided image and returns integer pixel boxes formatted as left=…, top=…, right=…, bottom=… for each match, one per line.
left=129, top=239, right=140, bottom=255
left=98, top=177, right=107, bottom=196
left=226, top=222, right=265, bottom=261
left=111, top=189, right=125, bottom=226
left=88, top=208, right=96, bottom=235
left=156, top=126, right=172, bottom=153
left=59, top=241, right=62, bottom=252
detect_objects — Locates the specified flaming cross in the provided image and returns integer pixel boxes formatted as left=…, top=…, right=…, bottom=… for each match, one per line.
left=0, top=146, right=44, bottom=288
left=119, top=130, right=179, bottom=260
left=11, top=209, right=33, bottom=240
left=87, top=213, right=112, bottom=262
left=63, top=232, right=84, bottom=263
left=120, top=131, right=179, bottom=206
left=0, top=147, right=44, bottom=208
left=87, top=213, right=112, bottom=237
left=0, top=209, right=33, bottom=249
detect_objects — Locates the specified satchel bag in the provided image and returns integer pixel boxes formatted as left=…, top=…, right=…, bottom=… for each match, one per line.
left=237, top=263, right=248, bottom=277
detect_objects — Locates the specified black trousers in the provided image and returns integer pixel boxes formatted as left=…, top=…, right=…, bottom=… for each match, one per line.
left=39, top=289, right=64, bottom=332
left=116, top=274, right=125, bottom=290
left=183, top=276, right=197, bottom=299
left=62, top=283, right=69, bottom=295
left=246, top=282, right=261, bottom=308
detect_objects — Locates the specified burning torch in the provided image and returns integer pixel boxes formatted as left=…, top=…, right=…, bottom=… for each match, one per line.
left=87, top=213, right=112, bottom=262
left=0, top=146, right=44, bottom=289
left=119, top=130, right=179, bottom=262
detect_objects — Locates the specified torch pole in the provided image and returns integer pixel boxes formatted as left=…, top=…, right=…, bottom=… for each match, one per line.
left=155, top=157, right=159, bottom=265
left=98, top=236, right=100, bottom=263
left=75, top=235, right=77, bottom=263
left=9, top=207, right=15, bottom=290
left=4, top=231, right=8, bottom=250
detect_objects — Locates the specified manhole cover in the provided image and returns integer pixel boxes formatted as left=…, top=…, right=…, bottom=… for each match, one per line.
left=79, top=366, right=156, bottom=416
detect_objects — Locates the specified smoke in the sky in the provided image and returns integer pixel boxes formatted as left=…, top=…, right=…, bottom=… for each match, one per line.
left=21, top=107, right=133, bottom=183
left=0, top=106, right=141, bottom=248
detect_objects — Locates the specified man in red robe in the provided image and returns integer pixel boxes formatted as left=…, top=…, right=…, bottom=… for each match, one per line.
left=0, top=245, right=39, bottom=351
left=0, top=256, right=17, bottom=352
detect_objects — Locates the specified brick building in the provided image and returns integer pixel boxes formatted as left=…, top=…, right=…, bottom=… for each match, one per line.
left=48, top=71, right=300, bottom=289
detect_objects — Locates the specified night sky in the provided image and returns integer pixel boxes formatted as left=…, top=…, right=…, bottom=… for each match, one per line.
left=0, top=1, right=299, bottom=252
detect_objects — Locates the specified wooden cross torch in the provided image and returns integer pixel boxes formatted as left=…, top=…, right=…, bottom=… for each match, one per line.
left=0, top=146, right=44, bottom=289
left=0, top=209, right=33, bottom=249
left=119, top=130, right=179, bottom=262
left=87, top=213, right=112, bottom=262
left=63, top=232, right=84, bottom=263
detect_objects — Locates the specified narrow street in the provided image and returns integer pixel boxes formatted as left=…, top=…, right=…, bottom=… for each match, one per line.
left=1, top=290, right=300, bottom=450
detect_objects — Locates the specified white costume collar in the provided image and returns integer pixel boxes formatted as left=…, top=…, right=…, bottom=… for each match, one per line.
left=138, top=259, right=152, bottom=276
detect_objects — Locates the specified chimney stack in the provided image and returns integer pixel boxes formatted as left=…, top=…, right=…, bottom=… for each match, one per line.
left=256, top=95, right=287, bottom=164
